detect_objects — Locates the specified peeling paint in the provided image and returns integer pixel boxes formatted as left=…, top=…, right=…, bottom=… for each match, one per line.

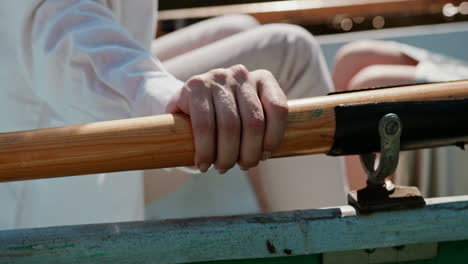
left=1, top=197, right=468, bottom=264
left=266, top=240, right=276, bottom=254
left=8, top=243, right=75, bottom=252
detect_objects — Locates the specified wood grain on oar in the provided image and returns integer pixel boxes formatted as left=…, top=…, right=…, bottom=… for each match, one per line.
left=0, top=114, right=195, bottom=181
left=275, top=80, right=468, bottom=157
left=1, top=81, right=468, bottom=182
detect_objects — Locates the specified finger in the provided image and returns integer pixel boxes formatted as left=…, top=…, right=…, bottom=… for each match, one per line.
left=185, top=76, right=216, bottom=172
left=231, top=65, right=265, bottom=169
left=210, top=69, right=241, bottom=173
left=252, top=70, right=289, bottom=160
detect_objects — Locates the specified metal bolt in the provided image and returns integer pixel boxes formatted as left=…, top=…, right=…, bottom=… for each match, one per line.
left=385, top=120, right=399, bottom=135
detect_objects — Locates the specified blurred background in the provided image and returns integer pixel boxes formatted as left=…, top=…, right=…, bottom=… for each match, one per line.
left=158, top=0, right=468, bottom=35
left=154, top=0, right=468, bottom=193
left=157, top=0, right=468, bottom=63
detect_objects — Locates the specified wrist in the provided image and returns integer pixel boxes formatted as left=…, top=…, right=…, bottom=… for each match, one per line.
left=133, top=75, right=184, bottom=117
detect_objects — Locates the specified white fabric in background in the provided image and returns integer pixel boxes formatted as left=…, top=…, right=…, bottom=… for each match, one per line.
left=0, top=0, right=184, bottom=229
left=397, top=42, right=468, bottom=84
left=146, top=167, right=261, bottom=219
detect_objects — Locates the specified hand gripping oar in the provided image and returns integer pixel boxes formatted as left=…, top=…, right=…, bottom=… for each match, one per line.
left=0, top=80, right=467, bottom=182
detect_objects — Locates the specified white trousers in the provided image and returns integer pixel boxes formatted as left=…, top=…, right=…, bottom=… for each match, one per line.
left=145, top=15, right=347, bottom=219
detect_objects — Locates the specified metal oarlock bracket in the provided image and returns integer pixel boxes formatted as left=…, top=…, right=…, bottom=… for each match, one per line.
left=361, top=113, right=401, bottom=186
left=348, top=113, right=426, bottom=214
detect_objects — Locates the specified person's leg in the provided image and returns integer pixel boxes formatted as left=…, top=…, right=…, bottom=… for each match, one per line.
left=157, top=24, right=347, bottom=212
left=152, top=14, right=260, bottom=62
left=332, top=40, right=418, bottom=91
left=348, top=64, right=417, bottom=90
left=164, top=24, right=333, bottom=98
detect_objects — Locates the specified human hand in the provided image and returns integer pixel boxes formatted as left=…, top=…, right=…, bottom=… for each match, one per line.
left=166, top=65, right=288, bottom=173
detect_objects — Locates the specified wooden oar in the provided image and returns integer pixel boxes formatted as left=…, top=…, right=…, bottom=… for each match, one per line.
left=1, top=81, right=468, bottom=182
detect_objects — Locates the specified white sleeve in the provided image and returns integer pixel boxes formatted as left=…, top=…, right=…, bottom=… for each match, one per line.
left=22, top=0, right=183, bottom=121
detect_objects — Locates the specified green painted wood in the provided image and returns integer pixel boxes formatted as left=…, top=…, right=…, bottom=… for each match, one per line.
left=191, top=240, right=468, bottom=264
left=1, top=196, right=468, bottom=264
left=194, top=254, right=321, bottom=264
left=408, top=240, right=468, bottom=264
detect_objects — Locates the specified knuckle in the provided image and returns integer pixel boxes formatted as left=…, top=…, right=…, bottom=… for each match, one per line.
left=270, top=100, right=289, bottom=116
left=186, top=75, right=208, bottom=89
left=253, top=69, right=273, bottom=79
left=230, top=64, right=249, bottom=81
left=245, top=113, right=265, bottom=132
left=210, top=68, right=228, bottom=74
left=230, top=64, right=249, bottom=74
left=210, top=68, right=229, bottom=79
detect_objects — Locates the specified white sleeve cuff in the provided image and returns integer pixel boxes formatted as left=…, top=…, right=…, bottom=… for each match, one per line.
left=133, top=73, right=184, bottom=117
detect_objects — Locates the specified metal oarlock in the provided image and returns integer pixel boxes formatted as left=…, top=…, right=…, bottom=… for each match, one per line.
left=361, top=113, right=402, bottom=186
left=348, top=113, right=426, bottom=213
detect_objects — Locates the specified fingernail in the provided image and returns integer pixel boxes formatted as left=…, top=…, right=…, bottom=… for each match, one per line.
left=239, top=166, right=249, bottom=171
left=198, top=163, right=211, bottom=173
left=262, top=151, right=272, bottom=161
left=217, top=169, right=227, bottom=174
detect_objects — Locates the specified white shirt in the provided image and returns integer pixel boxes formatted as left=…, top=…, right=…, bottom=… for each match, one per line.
left=0, top=0, right=183, bottom=229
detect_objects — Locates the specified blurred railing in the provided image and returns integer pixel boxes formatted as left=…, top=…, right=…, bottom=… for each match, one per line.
left=158, top=0, right=468, bottom=35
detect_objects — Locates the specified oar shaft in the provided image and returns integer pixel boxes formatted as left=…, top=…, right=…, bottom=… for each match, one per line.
left=1, top=81, right=468, bottom=182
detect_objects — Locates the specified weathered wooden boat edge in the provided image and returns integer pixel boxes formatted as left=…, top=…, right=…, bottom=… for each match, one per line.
left=1, top=195, right=468, bottom=264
